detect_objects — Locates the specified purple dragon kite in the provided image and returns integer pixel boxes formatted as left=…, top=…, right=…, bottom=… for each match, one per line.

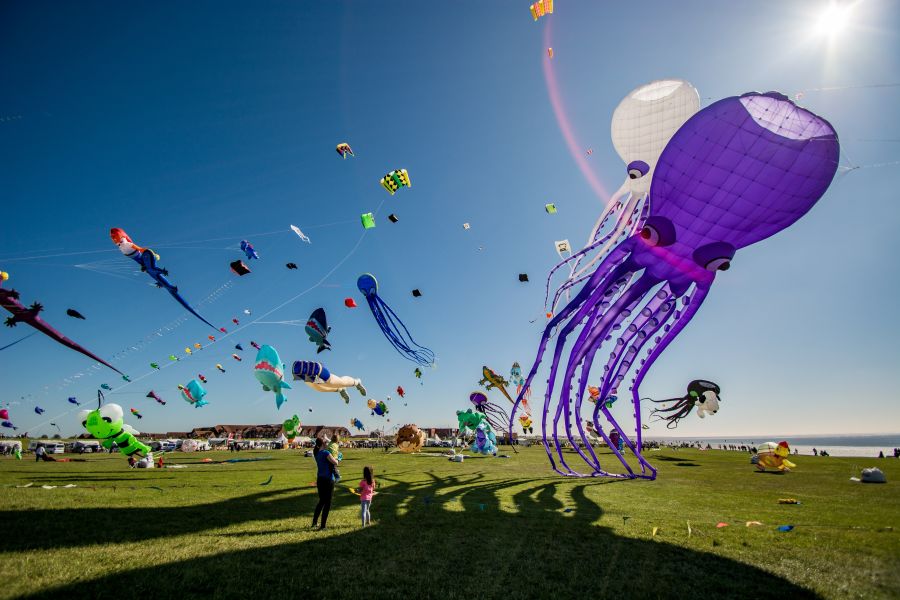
left=0, top=275, right=124, bottom=376
left=510, top=92, right=840, bottom=478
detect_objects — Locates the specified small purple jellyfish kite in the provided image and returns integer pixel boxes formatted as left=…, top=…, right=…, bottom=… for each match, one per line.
left=469, top=391, right=510, bottom=436
left=510, top=92, right=840, bottom=479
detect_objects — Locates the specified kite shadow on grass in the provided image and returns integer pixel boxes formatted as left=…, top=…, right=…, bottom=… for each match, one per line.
left=15, top=473, right=817, bottom=599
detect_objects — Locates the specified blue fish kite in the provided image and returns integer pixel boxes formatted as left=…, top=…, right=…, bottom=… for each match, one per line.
left=254, top=344, right=291, bottom=409
left=68, top=396, right=80, bottom=406
left=305, top=308, right=331, bottom=354
left=110, top=228, right=218, bottom=332
left=240, top=240, right=259, bottom=260
left=34, top=406, right=44, bottom=415
left=179, top=379, right=208, bottom=408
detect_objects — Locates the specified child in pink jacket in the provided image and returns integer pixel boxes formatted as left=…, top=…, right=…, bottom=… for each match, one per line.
left=359, top=466, right=376, bottom=526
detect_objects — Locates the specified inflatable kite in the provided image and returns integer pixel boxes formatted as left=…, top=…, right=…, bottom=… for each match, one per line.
left=286, top=262, right=298, bottom=270
left=336, top=143, right=354, bottom=158
left=198, top=374, right=208, bottom=383
left=251, top=341, right=261, bottom=350
left=0, top=409, right=7, bottom=420
left=291, top=361, right=366, bottom=403
left=649, top=380, right=721, bottom=428
left=344, top=298, right=357, bottom=308
left=67, top=397, right=80, bottom=406
left=34, top=406, right=44, bottom=415
left=66, top=309, right=85, bottom=319
left=471, top=422, right=498, bottom=456
left=0, top=277, right=124, bottom=376
left=240, top=240, right=259, bottom=260
left=518, top=415, right=533, bottom=434
left=395, top=424, right=426, bottom=453
left=110, top=228, right=218, bottom=331
left=146, top=390, right=166, bottom=405
left=232, top=353, right=242, bottom=361
left=547, top=80, right=700, bottom=313
left=379, top=169, right=411, bottom=195
left=1, top=421, right=16, bottom=430
left=754, top=441, right=796, bottom=472
left=254, top=345, right=291, bottom=409
left=79, top=394, right=150, bottom=459
left=235, top=343, right=243, bottom=350
left=510, top=92, right=840, bottom=479
left=350, top=418, right=364, bottom=432
left=100, top=384, right=112, bottom=391
left=150, top=362, right=160, bottom=370
left=414, top=368, right=423, bottom=379
left=215, top=364, right=226, bottom=373
left=305, top=308, right=331, bottom=353
left=357, top=273, right=435, bottom=367
left=130, top=408, right=143, bottom=419
left=469, top=391, right=511, bottom=438
left=179, top=379, right=208, bottom=408
left=368, top=399, right=389, bottom=417
left=396, top=386, right=405, bottom=398
left=290, top=225, right=311, bottom=243
left=283, top=414, right=301, bottom=440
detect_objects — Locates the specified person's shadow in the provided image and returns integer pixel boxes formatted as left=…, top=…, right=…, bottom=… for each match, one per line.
left=8, top=469, right=818, bottom=599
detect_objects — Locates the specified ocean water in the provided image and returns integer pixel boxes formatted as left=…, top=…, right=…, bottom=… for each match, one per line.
left=648, top=434, right=900, bottom=458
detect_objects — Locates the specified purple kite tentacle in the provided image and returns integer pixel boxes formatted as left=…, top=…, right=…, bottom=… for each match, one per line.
left=544, top=277, right=633, bottom=476
left=593, top=291, right=683, bottom=478
left=630, top=285, right=710, bottom=453
left=575, top=284, right=673, bottom=475
left=560, top=273, right=647, bottom=475
left=514, top=257, right=637, bottom=476
left=557, top=273, right=656, bottom=476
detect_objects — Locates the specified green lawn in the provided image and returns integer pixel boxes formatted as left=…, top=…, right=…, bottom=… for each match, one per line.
left=0, top=447, right=897, bottom=599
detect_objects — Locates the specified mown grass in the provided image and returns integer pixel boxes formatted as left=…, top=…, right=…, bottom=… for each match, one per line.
left=0, top=446, right=897, bottom=599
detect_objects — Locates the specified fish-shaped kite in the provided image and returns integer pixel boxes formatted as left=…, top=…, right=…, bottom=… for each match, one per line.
left=110, top=228, right=218, bottom=331
left=215, top=364, right=225, bottom=373
left=396, top=386, right=405, bottom=398
left=179, top=379, right=208, bottom=408
left=146, top=390, right=166, bottom=405
left=68, top=397, right=80, bottom=406
left=66, top=308, right=86, bottom=320
left=34, top=406, right=44, bottom=415
left=130, top=408, right=143, bottom=419
left=254, top=344, right=291, bottom=409
left=305, top=308, right=331, bottom=353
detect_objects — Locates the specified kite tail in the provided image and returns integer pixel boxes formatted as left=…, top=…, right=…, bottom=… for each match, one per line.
left=166, top=288, right=218, bottom=331
left=32, top=322, right=125, bottom=377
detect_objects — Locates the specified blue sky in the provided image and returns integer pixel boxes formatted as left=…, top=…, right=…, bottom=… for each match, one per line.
left=1, top=0, right=898, bottom=439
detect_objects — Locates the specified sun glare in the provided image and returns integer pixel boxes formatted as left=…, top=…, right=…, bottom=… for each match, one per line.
left=815, top=1, right=858, bottom=38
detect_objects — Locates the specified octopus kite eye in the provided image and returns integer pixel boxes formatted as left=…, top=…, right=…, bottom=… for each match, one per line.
left=626, top=160, right=650, bottom=180
left=692, top=241, right=736, bottom=272
left=639, top=216, right=676, bottom=247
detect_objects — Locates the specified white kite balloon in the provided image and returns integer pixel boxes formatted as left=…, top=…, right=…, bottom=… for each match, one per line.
left=548, top=79, right=700, bottom=311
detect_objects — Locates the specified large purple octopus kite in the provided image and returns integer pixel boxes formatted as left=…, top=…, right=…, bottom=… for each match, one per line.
left=510, top=92, right=839, bottom=478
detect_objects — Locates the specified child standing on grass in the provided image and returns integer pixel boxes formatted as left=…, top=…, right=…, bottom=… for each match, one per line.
left=359, top=465, right=375, bottom=526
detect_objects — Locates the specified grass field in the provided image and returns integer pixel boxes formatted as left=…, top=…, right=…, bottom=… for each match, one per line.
left=0, top=446, right=897, bottom=599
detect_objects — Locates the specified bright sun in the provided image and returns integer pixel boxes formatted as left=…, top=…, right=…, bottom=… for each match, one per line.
left=815, top=1, right=857, bottom=37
